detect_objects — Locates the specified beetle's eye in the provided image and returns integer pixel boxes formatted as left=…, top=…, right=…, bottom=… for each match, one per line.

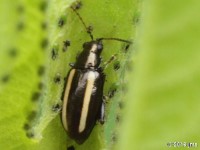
left=97, top=44, right=103, bottom=50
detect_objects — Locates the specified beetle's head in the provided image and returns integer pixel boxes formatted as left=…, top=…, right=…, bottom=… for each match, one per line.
left=82, top=40, right=103, bottom=55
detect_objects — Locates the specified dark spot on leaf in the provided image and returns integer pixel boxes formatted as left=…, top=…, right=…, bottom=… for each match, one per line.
left=39, top=1, right=47, bottom=12
left=113, top=61, right=120, bottom=71
left=31, top=92, right=41, bottom=102
left=8, top=48, right=18, bottom=58
left=118, top=101, right=124, bottom=109
left=38, top=66, right=45, bottom=76
left=16, top=22, right=25, bottom=31
left=62, top=40, right=70, bottom=52
left=54, top=73, right=61, bottom=84
left=121, top=43, right=131, bottom=53
left=17, top=5, right=24, bottom=13
left=41, top=22, right=47, bottom=30
left=51, top=46, right=59, bottom=60
left=125, top=44, right=130, bottom=52
left=40, top=38, right=48, bottom=49
left=133, top=13, right=140, bottom=25
left=1, top=74, right=10, bottom=83
left=111, top=133, right=117, bottom=143
left=67, top=145, right=75, bottom=150
left=38, top=82, right=44, bottom=90
left=23, top=123, right=30, bottom=130
left=26, top=132, right=35, bottom=138
left=27, top=111, right=37, bottom=121
left=116, top=115, right=121, bottom=123
left=58, top=18, right=65, bottom=27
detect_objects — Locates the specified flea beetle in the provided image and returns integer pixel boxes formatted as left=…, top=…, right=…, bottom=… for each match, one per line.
left=61, top=5, right=132, bottom=144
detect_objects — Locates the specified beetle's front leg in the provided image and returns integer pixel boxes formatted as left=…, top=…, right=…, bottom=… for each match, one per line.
left=69, top=63, right=75, bottom=68
left=102, top=54, right=117, bottom=70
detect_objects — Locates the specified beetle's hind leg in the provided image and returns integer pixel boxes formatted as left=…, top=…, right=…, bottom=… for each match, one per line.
left=98, top=99, right=106, bottom=124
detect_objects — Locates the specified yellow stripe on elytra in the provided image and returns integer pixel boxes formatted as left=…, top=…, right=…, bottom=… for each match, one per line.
left=79, top=71, right=95, bottom=133
left=62, top=69, right=76, bottom=131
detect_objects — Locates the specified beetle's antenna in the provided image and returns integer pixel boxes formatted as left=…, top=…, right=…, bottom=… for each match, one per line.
left=97, top=38, right=132, bottom=44
left=70, top=6, right=94, bottom=40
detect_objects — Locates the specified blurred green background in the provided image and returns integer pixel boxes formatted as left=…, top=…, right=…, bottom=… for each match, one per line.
left=0, top=0, right=200, bottom=150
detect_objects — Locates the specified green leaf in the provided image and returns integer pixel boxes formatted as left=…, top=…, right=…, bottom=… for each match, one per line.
left=0, top=0, right=46, bottom=149
left=119, top=0, right=200, bottom=150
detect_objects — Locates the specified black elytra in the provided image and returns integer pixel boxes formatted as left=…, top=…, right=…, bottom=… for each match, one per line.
left=61, top=5, right=132, bottom=144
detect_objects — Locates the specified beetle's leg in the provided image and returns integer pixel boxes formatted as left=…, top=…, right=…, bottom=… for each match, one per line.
left=102, top=54, right=117, bottom=70
left=103, top=95, right=109, bottom=102
left=52, top=102, right=62, bottom=113
left=69, top=63, right=75, bottom=68
left=98, top=100, right=105, bottom=124
left=100, top=56, right=103, bottom=63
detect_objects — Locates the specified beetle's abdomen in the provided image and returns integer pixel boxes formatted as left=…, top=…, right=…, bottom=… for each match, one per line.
left=62, top=69, right=104, bottom=144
